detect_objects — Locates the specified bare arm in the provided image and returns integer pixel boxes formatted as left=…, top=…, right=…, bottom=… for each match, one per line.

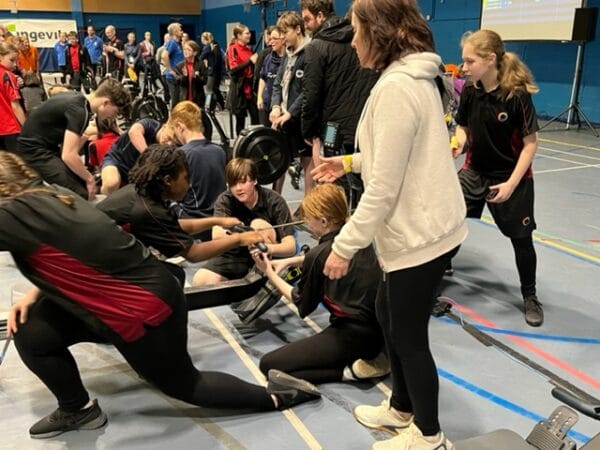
left=178, top=216, right=240, bottom=235
left=128, top=123, right=149, bottom=153
left=454, top=125, right=469, bottom=158
left=11, top=100, right=26, bottom=124
left=266, top=234, right=296, bottom=258
left=61, top=130, right=96, bottom=199
left=181, top=231, right=263, bottom=262
left=489, top=132, right=538, bottom=203
left=252, top=253, right=293, bottom=301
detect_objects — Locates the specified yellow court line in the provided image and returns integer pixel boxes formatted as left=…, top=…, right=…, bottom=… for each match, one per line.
left=203, top=309, right=323, bottom=450
left=280, top=297, right=393, bottom=398
left=479, top=216, right=600, bottom=264
left=539, top=137, right=600, bottom=153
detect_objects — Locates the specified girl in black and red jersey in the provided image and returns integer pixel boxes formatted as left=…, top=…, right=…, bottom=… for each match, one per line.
left=0, top=151, right=320, bottom=440
left=454, top=29, right=543, bottom=327
left=251, top=183, right=387, bottom=384
left=0, top=42, right=26, bottom=152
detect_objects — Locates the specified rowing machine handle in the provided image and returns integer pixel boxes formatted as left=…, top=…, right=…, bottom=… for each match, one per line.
left=228, top=224, right=269, bottom=253
left=552, top=387, right=600, bottom=421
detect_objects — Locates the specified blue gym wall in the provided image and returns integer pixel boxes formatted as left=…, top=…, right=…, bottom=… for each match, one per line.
left=3, top=0, right=600, bottom=122
left=202, top=0, right=600, bottom=124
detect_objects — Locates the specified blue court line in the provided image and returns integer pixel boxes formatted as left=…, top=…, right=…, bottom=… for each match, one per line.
left=438, top=367, right=592, bottom=443
left=436, top=317, right=600, bottom=344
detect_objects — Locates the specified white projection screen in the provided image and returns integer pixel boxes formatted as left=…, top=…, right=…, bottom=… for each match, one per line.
left=480, top=0, right=583, bottom=41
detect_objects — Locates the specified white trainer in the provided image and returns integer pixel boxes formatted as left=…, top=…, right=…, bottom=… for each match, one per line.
left=354, top=399, right=413, bottom=434
left=372, top=423, right=454, bottom=450
left=351, top=352, right=391, bottom=379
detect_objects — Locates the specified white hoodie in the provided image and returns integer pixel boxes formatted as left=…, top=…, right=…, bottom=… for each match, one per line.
left=332, top=52, right=468, bottom=272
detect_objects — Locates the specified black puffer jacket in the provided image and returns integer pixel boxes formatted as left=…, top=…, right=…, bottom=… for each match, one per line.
left=301, top=16, right=379, bottom=147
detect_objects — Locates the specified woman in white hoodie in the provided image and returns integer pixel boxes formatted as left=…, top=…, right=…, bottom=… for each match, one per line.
left=312, top=0, right=467, bottom=448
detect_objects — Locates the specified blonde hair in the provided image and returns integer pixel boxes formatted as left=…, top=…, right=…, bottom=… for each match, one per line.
left=201, top=32, right=214, bottom=44
left=231, top=24, right=249, bottom=45
left=462, top=29, right=538, bottom=100
left=300, top=183, right=348, bottom=227
left=168, top=100, right=203, bottom=133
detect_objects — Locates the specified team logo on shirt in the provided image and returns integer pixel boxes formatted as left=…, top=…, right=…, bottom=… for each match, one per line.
left=497, top=111, right=509, bottom=122
left=295, top=69, right=304, bottom=78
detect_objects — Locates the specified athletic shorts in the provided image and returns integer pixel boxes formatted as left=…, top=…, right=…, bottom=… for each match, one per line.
left=202, top=254, right=253, bottom=280
left=458, top=166, right=536, bottom=238
left=101, top=152, right=130, bottom=184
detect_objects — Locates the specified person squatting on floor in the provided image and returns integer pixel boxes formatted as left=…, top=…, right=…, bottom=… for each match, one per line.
left=453, top=29, right=543, bottom=327
left=252, top=183, right=389, bottom=384
left=312, top=0, right=468, bottom=448
left=0, top=151, right=321, bottom=440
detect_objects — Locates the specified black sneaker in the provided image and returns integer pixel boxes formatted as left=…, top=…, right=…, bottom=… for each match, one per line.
left=29, top=399, right=107, bottom=439
left=266, top=369, right=321, bottom=410
left=524, top=295, right=544, bottom=327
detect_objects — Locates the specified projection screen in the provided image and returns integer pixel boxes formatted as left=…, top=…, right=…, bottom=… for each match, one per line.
left=480, top=0, right=584, bottom=41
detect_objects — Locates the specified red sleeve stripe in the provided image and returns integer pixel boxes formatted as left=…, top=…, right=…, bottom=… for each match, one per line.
left=27, top=244, right=172, bottom=342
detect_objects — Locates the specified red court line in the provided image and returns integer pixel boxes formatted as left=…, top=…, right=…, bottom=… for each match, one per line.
left=452, top=302, right=600, bottom=391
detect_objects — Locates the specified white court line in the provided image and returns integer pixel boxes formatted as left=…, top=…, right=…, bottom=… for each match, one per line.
left=535, top=152, right=596, bottom=166
left=204, top=309, right=323, bottom=450
left=535, top=164, right=600, bottom=174
left=538, top=145, right=600, bottom=162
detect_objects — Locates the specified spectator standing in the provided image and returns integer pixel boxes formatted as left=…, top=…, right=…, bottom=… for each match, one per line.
left=103, top=25, right=125, bottom=80
left=124, top=32, right=140, bottom=80
left=258, top=27, right=285, bottom=126
left=199, top=31, right=225, bottom=110
left=162, top=22, right=184, bottom=108
left=54, top=32, right=68, bottom=83
left=84, top=25, right=103, bottom=77
left=17, top=35, right=39, bottom=73
left=65, top=31, right=93, bottom=92
left=0, top=42, right=26, bottom=151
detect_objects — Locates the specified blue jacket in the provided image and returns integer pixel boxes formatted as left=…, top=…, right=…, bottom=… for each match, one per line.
left=84, top=35, right=103, bottom=64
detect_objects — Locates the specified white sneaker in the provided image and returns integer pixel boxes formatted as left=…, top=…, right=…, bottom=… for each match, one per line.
left=351, top=352, right=390, bottom=379
left=354, top=400, right=413, bottom=434
left=372, top=423, right=454, bottom=450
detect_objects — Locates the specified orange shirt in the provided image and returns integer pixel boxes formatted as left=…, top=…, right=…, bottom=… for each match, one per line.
left=18, top=46, right=39, bottom=72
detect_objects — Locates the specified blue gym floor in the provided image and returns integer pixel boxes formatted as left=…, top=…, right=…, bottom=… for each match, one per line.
left=1, top=119, right=599, bottom=449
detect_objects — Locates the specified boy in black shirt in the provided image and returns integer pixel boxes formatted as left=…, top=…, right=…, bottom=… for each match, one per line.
left=16, top=78, right=131, bottom=200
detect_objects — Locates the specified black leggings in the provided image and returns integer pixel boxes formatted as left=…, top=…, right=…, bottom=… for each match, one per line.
left=511, top=236, right=537, bottom=297
left=13, top=298, right=274, bottom=413
left=259, top=320, right=382, bottom=384
left=377, top=251, right=452, bottom=436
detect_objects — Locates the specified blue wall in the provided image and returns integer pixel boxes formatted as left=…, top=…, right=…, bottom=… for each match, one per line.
left=4, top=0, right=600, bottom=122
left=202, top=0, right=600, bottom=123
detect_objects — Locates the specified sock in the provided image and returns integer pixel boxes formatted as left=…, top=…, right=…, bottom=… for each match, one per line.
left=342, top=366, right=357, bottom=381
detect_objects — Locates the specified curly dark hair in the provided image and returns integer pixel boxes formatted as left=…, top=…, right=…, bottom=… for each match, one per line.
left=128, top=144, right=189, bottom=202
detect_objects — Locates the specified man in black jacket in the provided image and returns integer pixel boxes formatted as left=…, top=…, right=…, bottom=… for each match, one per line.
left=300, top=0, right=378, bottom=205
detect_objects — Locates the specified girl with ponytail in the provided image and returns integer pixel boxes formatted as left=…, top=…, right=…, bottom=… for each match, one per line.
left=454, top=29, right=543, bottom=327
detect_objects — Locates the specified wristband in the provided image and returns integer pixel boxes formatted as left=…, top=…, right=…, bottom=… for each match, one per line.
left=343, top=155, right=352, bottom=174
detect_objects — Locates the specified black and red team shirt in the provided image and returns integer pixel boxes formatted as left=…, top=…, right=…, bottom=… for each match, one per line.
left=97, top=184, right=193, bottom=259
left=17, top=91, right=90, bottom=160
left=0, top=65, right=21, bottom=135
left=291, top=229, right=380, bottom=326
left=0, top=183, right=182, bottom=343
left=455, top=83, right=539, bottom=179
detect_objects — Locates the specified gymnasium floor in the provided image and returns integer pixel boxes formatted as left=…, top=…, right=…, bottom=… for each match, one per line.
left=1, top=120, right=599, bottom=449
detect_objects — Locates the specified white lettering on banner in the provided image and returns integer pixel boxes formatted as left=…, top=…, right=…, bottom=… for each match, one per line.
left=5, top=19, right=77, bottom=48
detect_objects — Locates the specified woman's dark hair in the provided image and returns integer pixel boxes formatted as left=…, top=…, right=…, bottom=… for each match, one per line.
left=128, top=144, right=189, bottom=201
left=351, top=0, right=434, bottom=70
